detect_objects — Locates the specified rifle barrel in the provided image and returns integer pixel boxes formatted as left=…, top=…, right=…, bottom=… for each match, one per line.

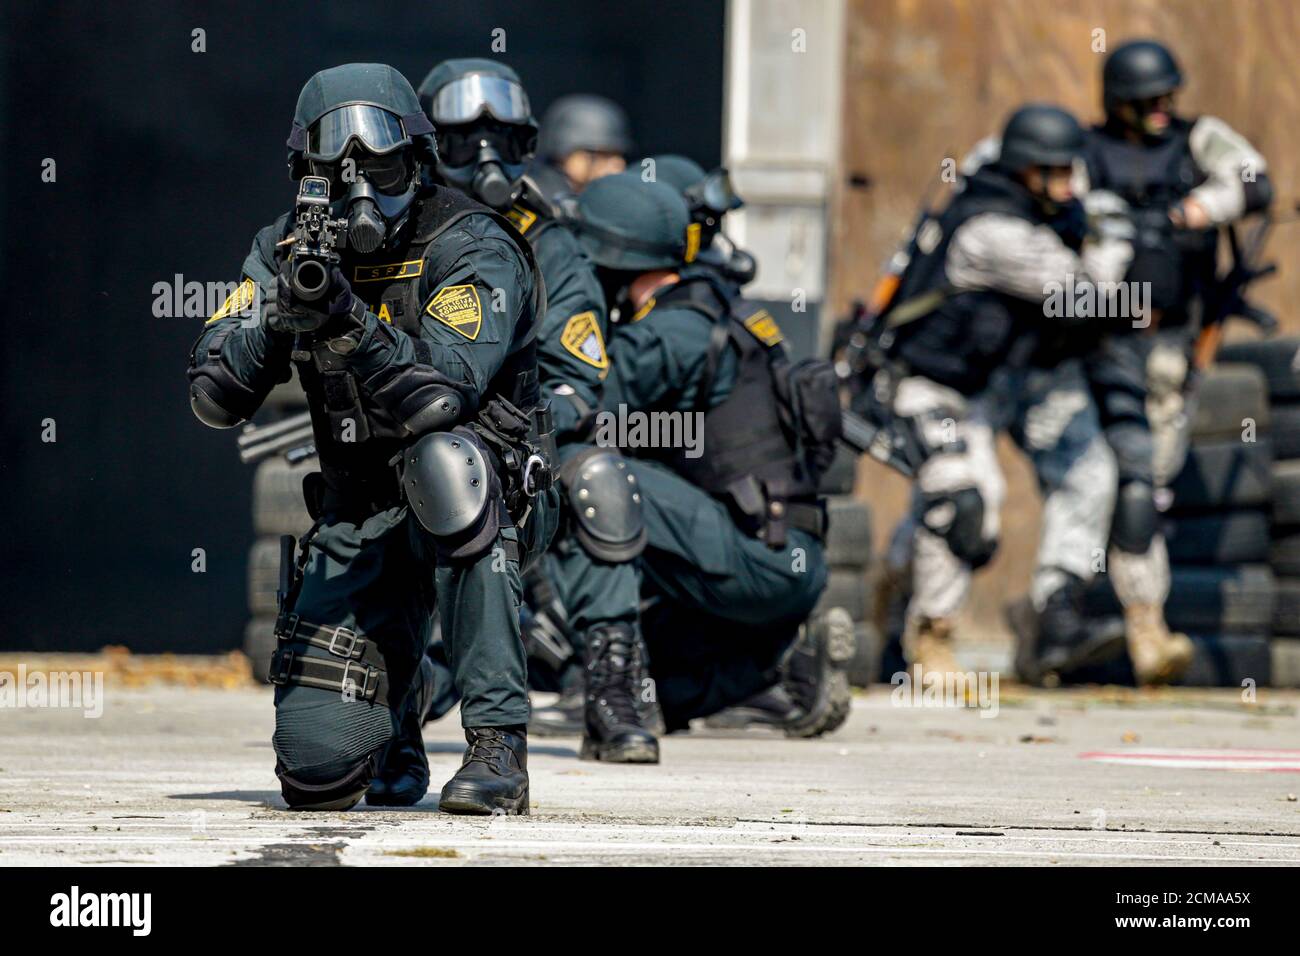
left=238, top=424, right=315, bottom=464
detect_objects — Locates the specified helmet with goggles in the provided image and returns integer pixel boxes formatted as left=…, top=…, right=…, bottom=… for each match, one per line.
left=286, top=64, right=437, bottom=253
left=418, top=59, right=539, bottom=210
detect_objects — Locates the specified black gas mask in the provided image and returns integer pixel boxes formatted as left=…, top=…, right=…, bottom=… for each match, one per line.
left=302, top=105, right=420, bottom=254
left=436, top=121, right=535, bottom=211
left=424, top=71, right=538, bottom=211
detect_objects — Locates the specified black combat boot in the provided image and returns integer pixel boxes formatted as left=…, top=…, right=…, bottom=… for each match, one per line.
left=1009, top=573, right=1126, bottom=687
left=438, top=726, right=530, bottom=815
left=366, top=655, right=435, bottom=807
left=580, top=623, right=660, bottom=763
left=365, top=708, right=431, bottom=807
left=529, top=660, right=586, bottom=737
left=779, top=607, right=856, bottom=738
left=703, top=684, right=800, bottom=729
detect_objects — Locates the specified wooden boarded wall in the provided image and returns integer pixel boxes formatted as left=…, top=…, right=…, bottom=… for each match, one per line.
left=829, top=0, right=1300, bottom=642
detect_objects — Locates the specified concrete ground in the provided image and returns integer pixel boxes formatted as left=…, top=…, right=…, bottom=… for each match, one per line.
left=2, top=682, right=1299, bottom=866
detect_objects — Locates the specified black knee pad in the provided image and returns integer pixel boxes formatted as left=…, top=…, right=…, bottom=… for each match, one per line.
left=921, top=486, right=997, bottom=568
left=402, top=429, right=502, bottom=560
left=1111, top=479, right=1157, bottom=554
left=560, top=448, right=647, bottom=562
left=272, top=682, right=394, bottom=810
left=276, top=750, right=382, bottom=811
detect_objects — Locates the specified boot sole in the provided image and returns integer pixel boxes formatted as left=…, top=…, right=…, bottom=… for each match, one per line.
left=579, top=737, right=660, bottom=763
left=785, top=610, right=856, bottom=738
left=528, top=718, right=584, bottom=738
left=438, top=786, right=530, bottom=816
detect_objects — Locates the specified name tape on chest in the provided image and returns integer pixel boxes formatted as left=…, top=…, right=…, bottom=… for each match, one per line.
left=353, top=259, right=424, bottom=283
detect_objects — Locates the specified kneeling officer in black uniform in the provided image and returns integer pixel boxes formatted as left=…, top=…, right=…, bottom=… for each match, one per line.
left=575, top=173, right=841, bottom=732
left=418, top=59, right=659, bottom=762
left=188, top=64, right=557, bottom=814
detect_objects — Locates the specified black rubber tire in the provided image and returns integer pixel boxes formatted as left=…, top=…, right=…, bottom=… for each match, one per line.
left=847, top=621, right=882, bottom=688
left=243, top=616, right=278, bottom=685
left=1272, top=576, right=1300, bottom=637
left=815, top=568, right=868, bottom=622
left=1269, top=401, right=1300, bottom=461
left=818, top=445, right=858, bottom=496
left=1216, top=337, right=1300, bottom=402
left=824, top=495, right=872, bottom=569
left=1167, top=437, right=1272, bottom=512
left=1190, top=363, right=1270, bottom=439
left=1163, top=510, right=1270, bottom=565
left=1273, top=638, right=1300, bottom=688
left=252, top=458, right=317, bottom=536
left=247, top=537, right=282, bottom=615
left=1086, top=564, right=1275, bottom=636
left=1272, top=461, right=1300, bottom=526
left=1270, top=531, right=1300, bottom=576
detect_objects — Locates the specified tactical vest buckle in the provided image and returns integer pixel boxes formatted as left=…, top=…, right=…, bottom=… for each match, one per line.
left=341, top=661, right=378, bottom=702
left=326, top=625, right=362, bottom=659
left=268, top=648, right=294, bottom=686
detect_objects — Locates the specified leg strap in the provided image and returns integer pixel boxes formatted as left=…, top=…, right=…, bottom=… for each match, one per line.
left=269, top=612, right=391, bottom=703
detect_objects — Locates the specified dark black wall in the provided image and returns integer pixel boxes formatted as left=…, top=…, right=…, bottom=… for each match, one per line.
left=1, top=0, right=725, bottom=652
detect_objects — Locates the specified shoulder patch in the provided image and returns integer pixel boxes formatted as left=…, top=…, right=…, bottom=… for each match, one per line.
left=560, top=311, right=609, bottom=375
left=353, top=259, right=423, bottom=283
left=426, top=284, right=483, bottom=340
left=629, top=296, right=657, bottom=323
left=207, top=278, right=256, bottom=324
left=684, top=222, right=702, bottom=263
left=506, top=204, right=539, bottom=235
left=742, top=308, right=784, bottom=347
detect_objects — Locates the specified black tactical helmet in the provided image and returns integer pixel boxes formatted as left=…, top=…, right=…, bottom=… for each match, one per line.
left=574, top=171, right=690, bottom=271
left=417, top=58, right=538, bottom=209
left=997, top=103, right=1085, bottom=171
left=537, top=94, right=633, bottom=161
left=287, top=63, right=436, bottom=179
left=1103, top=40, right=1182, bottom=113
left=287, top=64, right=436, bottom=253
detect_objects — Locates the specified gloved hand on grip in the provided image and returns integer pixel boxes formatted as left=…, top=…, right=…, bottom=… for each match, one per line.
left=266, top=263, right=357, bottom=337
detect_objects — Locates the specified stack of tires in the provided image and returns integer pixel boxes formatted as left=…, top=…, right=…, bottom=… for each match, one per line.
left=1218, top=337, right=1300, bottom=687
left=1082, top=361, right=1276, bottom=685
left=815, top=446, right=878, bottom=686
left=244, top=456, right=318, bottom=682
left=242, top=377, right=315, bottom=683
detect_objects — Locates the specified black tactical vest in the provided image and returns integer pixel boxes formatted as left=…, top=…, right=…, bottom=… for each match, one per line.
left=886, top=167, right=1047, bottom=395
left=286, top=185, right=543, bottom=502
left=1083, top=118, right=1217, bottom=320
left=641, top=276, right=822, bottom=540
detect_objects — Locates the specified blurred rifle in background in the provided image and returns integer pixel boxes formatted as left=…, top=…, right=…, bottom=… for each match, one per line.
left=237, top=411, right=316, bottom=465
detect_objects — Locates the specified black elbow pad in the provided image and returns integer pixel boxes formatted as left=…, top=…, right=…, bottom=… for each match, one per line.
left=190, top=379, right=246, bottom=429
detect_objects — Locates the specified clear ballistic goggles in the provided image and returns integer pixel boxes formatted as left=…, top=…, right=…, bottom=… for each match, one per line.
left=428, top=73, right=532, bottom=126
left=305, top=104, right=411, bottom=162
left=686, top=167, right=744, bottom=216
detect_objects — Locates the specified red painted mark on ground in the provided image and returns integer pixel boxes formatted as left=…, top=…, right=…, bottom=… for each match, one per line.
left=1079, top=748, right=1300, bottom=772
